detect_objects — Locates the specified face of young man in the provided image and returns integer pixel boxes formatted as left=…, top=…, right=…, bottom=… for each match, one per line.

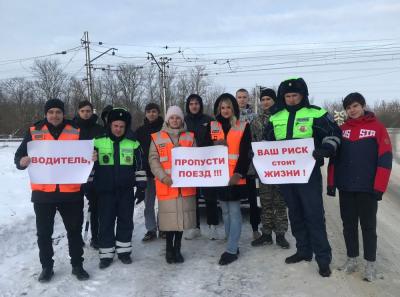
left=188, top=99, right=201, bottom=115
left=346, top=102, right=365, bottom=119
left=145, top=108, right=160, bottom=123
left=236, top=91, right=249, bottom=109
left=260, top=96, right=275, bottom=111
left=111, top=120, right=126, bottom=137
left=46, top=108, right=64, bottom=127
left=78, top=105, right=93, bottom=120
left=284, top=92, right=303, bottom=106
left=220, top=101, right=233, bottom=119
left=168, top=115, right=183, bottom=129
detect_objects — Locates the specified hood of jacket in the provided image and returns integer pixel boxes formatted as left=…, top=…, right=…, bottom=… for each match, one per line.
left=213, top=93, right=240, bottom=119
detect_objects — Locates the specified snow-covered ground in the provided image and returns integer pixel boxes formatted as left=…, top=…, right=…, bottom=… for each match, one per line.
left=1, top=142, right=399, bottom=297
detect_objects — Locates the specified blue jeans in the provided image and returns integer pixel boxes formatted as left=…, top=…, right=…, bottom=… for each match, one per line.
left=220, top=200, right=242, bottom=254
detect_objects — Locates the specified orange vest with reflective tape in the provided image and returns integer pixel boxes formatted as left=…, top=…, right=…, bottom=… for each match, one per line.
left=151, top=130, right=196, bottom=200
left=29, top=124, right=81, bottom=193
left=210, top=120, right=247, bottom=185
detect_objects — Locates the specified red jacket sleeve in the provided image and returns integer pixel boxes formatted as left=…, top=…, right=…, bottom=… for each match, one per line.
left=374, top=123, right=392, bottom=193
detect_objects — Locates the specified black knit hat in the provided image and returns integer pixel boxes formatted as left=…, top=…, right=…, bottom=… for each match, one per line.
left=342, top=92, right=366, bottom=109
left=277, top=78, right=309, bottom=99
left=107, top=108, right=132, bottom=127
left=259, top=87, right=277, bottom=101
left=44, top=98, right=64, bottom=114
left=145, top=103, right=161, bottom=113
left=78, top=100, right=93, bottom=110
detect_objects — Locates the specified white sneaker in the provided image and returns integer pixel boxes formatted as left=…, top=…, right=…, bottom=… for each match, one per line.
left=363, top=260, right=377, bottom=282
left=208, top=225, right=219, bottom=240
left=184, top=228, right=201, bottom=240
left=338, top=257, right=358, bottom=274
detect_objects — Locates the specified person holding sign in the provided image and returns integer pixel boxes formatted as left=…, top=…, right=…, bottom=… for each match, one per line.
left=14, top=99, right=90, bottom=282
left=264, top=78, right=341, bottom=277
left=93, top=108, right=147, bottom=269
left=203, top=93, right=252, bottom=266
left=327, top=93, right=392, bottom=281
left=250, top=88, right=289, bottom=249
left=149, top=106, right=197, bottom=264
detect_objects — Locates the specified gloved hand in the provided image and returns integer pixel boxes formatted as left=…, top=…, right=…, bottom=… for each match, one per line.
left=228, top=173, right=242, bottom=186
left=134, top=188, right=146, bottom=205
left=374, top=191, right=383, bottom=201
left=312, top=148, right=332, bottom=161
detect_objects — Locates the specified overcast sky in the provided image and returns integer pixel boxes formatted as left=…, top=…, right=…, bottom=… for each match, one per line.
left=1, top=0, right=400, bottom=106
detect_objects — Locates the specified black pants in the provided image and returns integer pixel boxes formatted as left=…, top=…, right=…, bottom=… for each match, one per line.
left=196, top=188, right=219, bottom=228
left=339, top=191, right=378, bottom=261
left=34, top=199, right=84, bottom=268
left=280, top=168, right=332, bottom=266
left=166, top=231, right=183, bottom=250
left=247, top=177, right=261, bottom=232
left=85, top=189, right=99, bottom=243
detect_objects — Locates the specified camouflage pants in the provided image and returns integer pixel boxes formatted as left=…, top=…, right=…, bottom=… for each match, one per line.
left=259, top=184, right=288, bottom=235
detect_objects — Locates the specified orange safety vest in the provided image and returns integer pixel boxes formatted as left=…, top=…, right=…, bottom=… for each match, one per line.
left=29, top=124, right=81, bottom=193
left=151, top=130, right=196, bottom=200
left=210, top=120, right=247, bottom=185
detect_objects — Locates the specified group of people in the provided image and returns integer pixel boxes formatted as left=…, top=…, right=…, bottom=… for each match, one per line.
left=14, top=77, right=392, bottom=284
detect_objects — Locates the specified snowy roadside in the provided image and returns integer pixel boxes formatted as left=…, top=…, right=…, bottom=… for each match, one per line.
left=0, top=143, right=399, bottom=297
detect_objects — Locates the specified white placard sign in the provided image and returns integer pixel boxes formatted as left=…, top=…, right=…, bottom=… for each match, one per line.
left=27, top=140, right=94, bottom=184
left=252, top=138, right=316, bottom=184
left=171, top=145, right=230, bottom=187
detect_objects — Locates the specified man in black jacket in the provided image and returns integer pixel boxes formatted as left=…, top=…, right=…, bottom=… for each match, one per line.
left=14, top=99, right=90, bottom=282
left=184, top=94, right=220, bottom=240
left=135, top=103, right=164, bottom=241
left=74, top=100, right=104, bottom=249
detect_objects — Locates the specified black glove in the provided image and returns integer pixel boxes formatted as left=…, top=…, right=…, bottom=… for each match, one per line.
left=312, top=148, right=332, bottom=161
left=134, top=188, right=145, bottom=205
left=374, top=191, right=383, bottom=201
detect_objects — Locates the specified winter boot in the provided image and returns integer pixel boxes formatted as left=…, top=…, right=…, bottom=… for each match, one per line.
left=38, top=267, right=54, bottom=283
left=285, top=252, right=312, bottom=264
left=184, top=228, right=201, bottom=240
left=363, top=260, right=377, bottom=282
left=208, top=225, right=219, bottom=240
left=99, top=258, right=113, bottom=269
left=174, top=238, right=184, bottom=263
left=72, top=265, right=90, bottom=281
left=218, top=252, right=238, bottom=266
left=338, top=257, right=358, bottom=274
left=142, top=230, right=157, bottom=242
left=251, top=233, right=273, bottom=247
left=318, top=263, right=332, bottom=277
left=118, top=253, right=133, bottom=264
left=275, top=234, right=290, bottom=249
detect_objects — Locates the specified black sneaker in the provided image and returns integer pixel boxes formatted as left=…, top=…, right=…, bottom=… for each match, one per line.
left=118, top=254, right=133, bottom=264
left=218, top=252, right=238, bottom=266
left=142, top=230, right=157, bottom=242
left=38, top=267, right=54, bottom=283
left=318, top=264, right=332, bottom=277
left=99, top=258, right=113, bottom=269
left=285, top=252, right=312, bottom=264
left=72, top=265, right=90, bottom=281
left=251, top=233, right=273, bottom=247
left=276, top=234, right=290, bottom=249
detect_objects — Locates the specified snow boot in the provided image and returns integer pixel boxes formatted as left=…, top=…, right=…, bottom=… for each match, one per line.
left=285, top=252, right=312, bottom=264
left=72, top=265, right=90, bottom=281
left=251, top=233, right=273, bottom=246
left=142, top=230, right=157, bottom=242
left=118, top=253, right=133, bottom=264
left=318, top=263, right=332, bottom=277
left=338, top=257, right=358, bottom=274
left=174, top=237, right=184, bottom=263
left=276, top=234, right=290, bottom=249
left=165, top=246, right=175, bottom=264
left=38, top=267, right=54, bottom=283
left=99, top=258, right=113, bottom=269
left=218, top=252, right=238, bottom=266
left=363, top=260, right=377, bottom=282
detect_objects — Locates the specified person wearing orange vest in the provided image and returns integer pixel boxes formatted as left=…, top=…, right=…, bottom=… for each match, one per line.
left=203, top=93, right=252, bottom=265
left=14, top=99, right=90, bottom=282
left=149, top=106, right=197, bottom=264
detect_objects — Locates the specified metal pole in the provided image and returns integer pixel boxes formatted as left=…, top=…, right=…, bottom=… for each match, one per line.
left=83, top=31, right=93, bottom=103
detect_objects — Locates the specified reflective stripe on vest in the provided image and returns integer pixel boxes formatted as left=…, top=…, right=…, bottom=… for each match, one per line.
left=151, top=131, right=196, bottom=200
left=269, top=107, right=327, bottom=140
left=29, top=124, right=81, bottom=193
left=209, top=120, right=247, bottom=185
left=94, top=137, right=139, bottom=166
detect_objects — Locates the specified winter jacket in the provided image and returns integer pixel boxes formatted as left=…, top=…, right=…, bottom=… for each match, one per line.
left=239, top=104, right=257, bottom=124
left=203, top=94, right=252, bottom=201
left=327, top=112, right=392, bottom=196
left=14, top=119, right=84, bottom=203
left=148, top=122, right=196, bottom=231
left=73, top=114, right=104, bottom=140
left=135, top=116, right=164, bottom=177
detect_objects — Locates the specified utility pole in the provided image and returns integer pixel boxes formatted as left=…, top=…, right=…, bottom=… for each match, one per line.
left=147, top=53, right=171, bottom=117
left=82, top=31, right=93, bottom=103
